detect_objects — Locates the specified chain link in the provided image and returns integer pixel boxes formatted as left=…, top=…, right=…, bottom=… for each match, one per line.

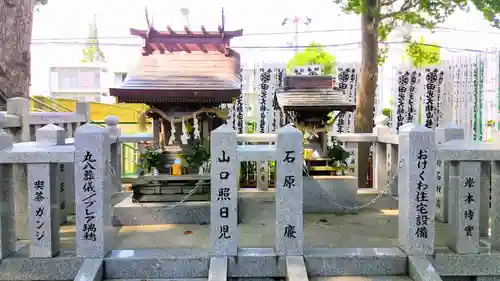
left=107, top=162, right=206, bottom=212
left=302, top=158, right=404, bottom=210
left=108, top=154, right=403, bottom=213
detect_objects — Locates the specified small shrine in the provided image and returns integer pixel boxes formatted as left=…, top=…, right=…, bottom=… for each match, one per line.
left=109, top=9, right=243, bottom=202
left=276, top=72, right=355, bottom=175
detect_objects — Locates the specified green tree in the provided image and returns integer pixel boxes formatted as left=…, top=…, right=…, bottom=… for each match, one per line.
left=404, top=37, right=441, bottom=68
left=333, top=0, right=500, bottom=189
left=286, top=42, right=337, bottom=75
left=0, top=0, right=48, bottom=108
left=81, top=14, right=106, bottom=63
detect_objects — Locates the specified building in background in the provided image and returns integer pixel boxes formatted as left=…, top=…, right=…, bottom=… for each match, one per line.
left=48, top=63, right=128, bottom=103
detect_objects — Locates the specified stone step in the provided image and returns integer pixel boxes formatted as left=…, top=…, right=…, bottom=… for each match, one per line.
left=310, top=276, right=413, bottom=281
left=104, top=279, right=207, bottom=281
left=103, top=248, right=407, bottom=279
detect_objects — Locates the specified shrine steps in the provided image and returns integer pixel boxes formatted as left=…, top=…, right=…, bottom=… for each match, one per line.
left=310, top=277, right=412, bottom=281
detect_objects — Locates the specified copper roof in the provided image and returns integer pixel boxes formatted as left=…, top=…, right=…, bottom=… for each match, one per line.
left=109, top=50, right=242, bottom=103
left=276, top=88, right=355, bottom=112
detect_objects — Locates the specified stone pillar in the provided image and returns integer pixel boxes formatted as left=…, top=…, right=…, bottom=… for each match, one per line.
left=490, top=161, right=500, bottom=250
left=74, top=124, right=115, bottom=258
left=210, top=124, right=238, bottom=256
left=372, top=115, right=389, bottom=192
left=105, top=115, right=122, bottom=193
left=152, top=118, right=161, bottom=149
left=276, top=125, right=303, bottom=256
left=256, top=161, right=269, bottom=191
left=447, top=160, right=481, bottom=253
left=75, top=101, right=91, bottom=123
left=434, top=124, right=464, bottom=223
left=480, top=162, right=491, bottom=237
left=137, top=142, right=145, bottom=177
left=387, top=144, right=399, bottom=196
left=65, top=162, right=76, bottom=215
left=27, top=124, right=66, bottom=257
left=36, top=124, right=68, bottom=225
left=7, top=98, right=30, bottom=240
left=0, top=114, right=15, bottom=259
left=398, top=123, right=436, bottom=255
left=27, top=163, right=60, bottom=257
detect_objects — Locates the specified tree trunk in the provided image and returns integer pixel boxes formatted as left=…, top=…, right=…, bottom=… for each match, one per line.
left=0, top=0, right=36, bottom=109
left=355, top=1, right=379, bottom=189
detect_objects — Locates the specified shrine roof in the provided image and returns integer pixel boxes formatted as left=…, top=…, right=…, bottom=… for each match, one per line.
left=131, top=25, right=243, bottom=55
left=109, top=50, right=242, bottom=104
left=276, top=88, right=355, bottom=112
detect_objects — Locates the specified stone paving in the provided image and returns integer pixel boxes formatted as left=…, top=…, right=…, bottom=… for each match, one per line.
left=18, top=194, right=452, bottom=253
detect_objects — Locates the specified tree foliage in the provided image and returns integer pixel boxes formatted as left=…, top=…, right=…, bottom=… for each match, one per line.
left=335, top=0, right=500, bottom=64
left=286, top=42, right=337, bottom=75
left=404, top=36, right=441, bottom=68
left=81, top=15, right=106, bottom=63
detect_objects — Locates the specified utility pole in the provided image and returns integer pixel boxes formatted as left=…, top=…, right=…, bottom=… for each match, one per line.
left=281, top=16, right=312, bottom=53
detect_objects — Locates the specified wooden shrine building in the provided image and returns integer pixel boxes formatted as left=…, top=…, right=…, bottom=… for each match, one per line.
left=109, top=10, right=243, bottom=147
left=276, top=75, right=355, bottom=156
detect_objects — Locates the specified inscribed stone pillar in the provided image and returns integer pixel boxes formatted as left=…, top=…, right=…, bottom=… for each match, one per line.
left=74, top=124, right=115, bottom=258
left=372, top=115, right=390, bottom=192
left=480, top=162, right=491, bottom=237
left=36, top=124, right=67, bottom=225
left=434, top=124, right=464, bottom=223
left=257, top=161, right=269, bottom=191
left=210, top=124, right=238, bottom=256
left=27, top=163, right=60, bottom=258
left=276, top=125, right=303, bottom=256
left=0, top=116, right=15, bottom=259
left=447, top=160, right=481, bottom=253
left=7, top=98, right=30, bottom=240
left=398, top=123, right=436, bottom=255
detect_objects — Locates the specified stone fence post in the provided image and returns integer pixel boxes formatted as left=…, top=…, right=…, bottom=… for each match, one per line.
left=0, top=114, right=15, bottom=259
left=75, top=101, right=91, bottom=124
left=27, top=124, right=65, bottom=258
left=105, top=115, right=122, bottom=193
left=372, top=115, right=390, bottom=193
left=7, top=98, right=30, bottom=240
left=210, top=124, right=238, bottom=256
left=74, top=124, right=116, bottom=258
left=398, top=123, right=436, bottom=255
left=276, top=125, right=303, bottom=256
left=434, top=124, right=464, bottom=223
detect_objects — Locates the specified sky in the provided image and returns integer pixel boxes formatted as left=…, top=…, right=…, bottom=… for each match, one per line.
left=30, top=0, right=500, bottom=95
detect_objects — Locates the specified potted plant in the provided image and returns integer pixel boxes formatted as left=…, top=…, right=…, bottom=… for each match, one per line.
left=139, top=148, right=163, bottom=175
left=326, top=137, right=350, bottom=175
left=182, top=138, right=211, bottom=174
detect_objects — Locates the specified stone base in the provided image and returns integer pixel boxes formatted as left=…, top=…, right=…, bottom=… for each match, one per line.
left=304, top=176, right=360, bottom=214
left=0, top=246, right=407, bottom=280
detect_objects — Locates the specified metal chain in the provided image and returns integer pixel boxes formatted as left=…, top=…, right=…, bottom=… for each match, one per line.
left=107, top=162, right=205, bottom=212
left=302, top=158, right=404, bottom=210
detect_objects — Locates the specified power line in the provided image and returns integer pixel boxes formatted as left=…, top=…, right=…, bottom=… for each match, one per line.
left=30, top=26, right=500, bottom=42
left=30, top=40, right=495, bottom=53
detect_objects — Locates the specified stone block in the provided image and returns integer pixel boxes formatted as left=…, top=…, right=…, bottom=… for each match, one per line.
left=210, top=124, right=238, bottom=256
left=408, top=256, right=442, bottom=281
left=74, top=258, right=104, bottom=281
left=398, top=123, right=436, bottom=255
left=27, top=163, right=60, bottom=257
left=286, top=256, right=309, bottom=281
left=74, top=124, right=115, bottom=258
left=276, top=125, right=303, bottom=256
left=447, top=161, right=481, bottom=253
left=209, top=256, right=228, bottom=281
left=435, top=124, right=464, bottom=223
